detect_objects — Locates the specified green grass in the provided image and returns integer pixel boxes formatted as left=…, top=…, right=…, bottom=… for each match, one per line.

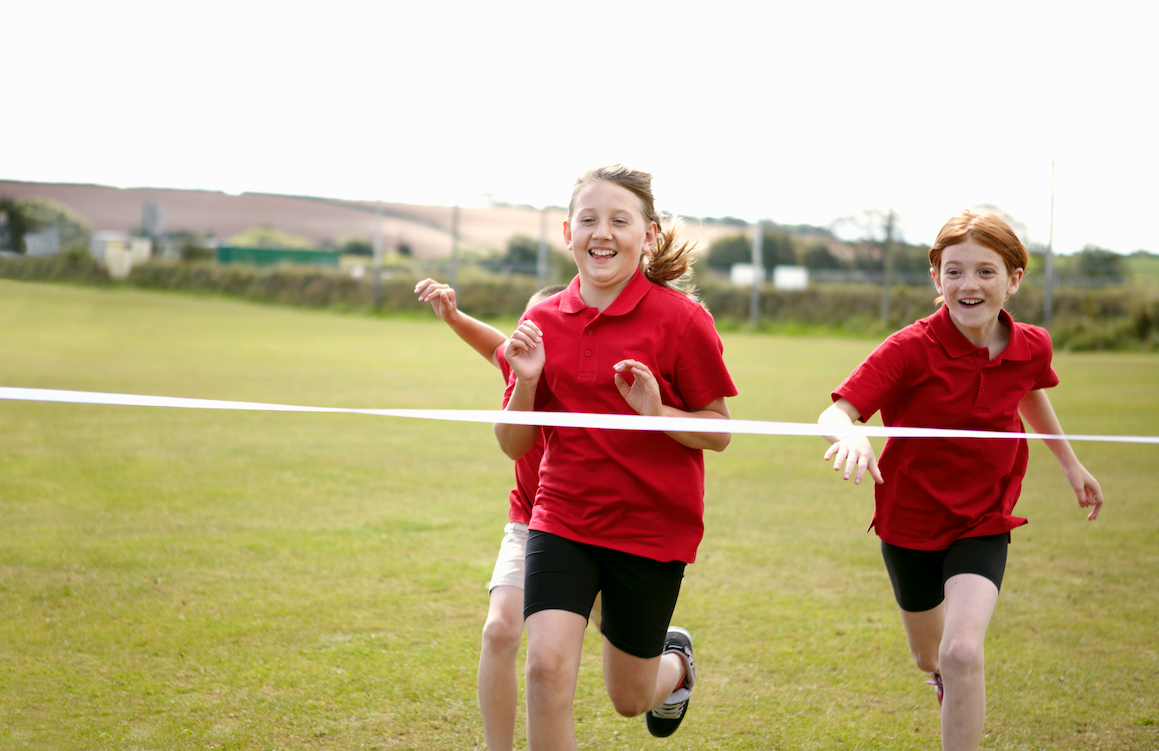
left=1125, top=253, right=1159, bottom=282
left=1, top=279, right=1157, bottom=750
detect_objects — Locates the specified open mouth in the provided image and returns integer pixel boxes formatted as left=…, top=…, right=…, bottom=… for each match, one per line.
left=590, top=248, right=616, bottom=258
left=959, top=299, right=984, bottom=306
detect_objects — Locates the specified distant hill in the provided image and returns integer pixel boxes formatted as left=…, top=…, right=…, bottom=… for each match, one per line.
left=0, top=181, right=738, bottom=259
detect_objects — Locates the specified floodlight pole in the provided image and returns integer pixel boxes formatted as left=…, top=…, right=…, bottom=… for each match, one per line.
left=450, top=205, right=460, bottom=290
left=372, top=200, right=383, bottom=309
left=880, top=209, right=896, bottom=322
left=1044, top=159, right=1055, bottom=329
left=537, top=206, right=549, bottom=289
left=750, top=219, right=763, bottom=327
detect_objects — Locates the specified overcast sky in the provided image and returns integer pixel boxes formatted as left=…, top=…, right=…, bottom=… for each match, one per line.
left=4, top=1, right=1155, bottom=253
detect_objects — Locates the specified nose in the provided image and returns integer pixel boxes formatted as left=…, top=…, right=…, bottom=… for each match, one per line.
left=594, top=219, right=613, bottom=239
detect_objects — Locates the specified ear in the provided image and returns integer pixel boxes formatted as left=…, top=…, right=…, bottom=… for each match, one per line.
left=1006, top=267, right=1024, bottom=296
left=644, top=221, right=658, bottom=253
left=563, top=220, right=572, bottom=251
left=930, top=266, right=942, bottom=295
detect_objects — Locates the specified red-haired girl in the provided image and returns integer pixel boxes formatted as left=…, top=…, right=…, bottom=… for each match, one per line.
left=819, top=210, right=1103, bottom=751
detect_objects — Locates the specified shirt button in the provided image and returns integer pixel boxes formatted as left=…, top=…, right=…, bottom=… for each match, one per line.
left=586, top=329, right=594, bottom=336
left=586, top=350, right=592, bottom=357
left=587, top=312, right=595, bottom=319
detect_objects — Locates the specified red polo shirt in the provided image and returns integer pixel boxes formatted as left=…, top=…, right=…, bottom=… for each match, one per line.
left=505, top=270, right=738, bottom=564
left=498, top=347, right=540, bottom=525
left=833, top=304, right=1059, bottom=550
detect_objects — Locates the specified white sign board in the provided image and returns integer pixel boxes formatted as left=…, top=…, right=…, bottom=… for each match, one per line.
left=773, top=265, right=809, bottom=291
left=730, top=263, right=765, bottom=286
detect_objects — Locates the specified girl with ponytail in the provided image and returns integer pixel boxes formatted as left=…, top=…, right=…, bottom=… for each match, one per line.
left=496, top=164, right=737, bottom=747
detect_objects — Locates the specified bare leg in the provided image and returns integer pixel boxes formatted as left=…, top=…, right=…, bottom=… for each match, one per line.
left=524, top=609, right=587, bottom=751
left=478, top=585, right=524, bottom=751
left=899, top=601, right=946, bottom=675
left=899, top=574, right=998, bottom=751
left=939, top=574, right=999, bottom=751
left=602, top=638, right=684, bottom=717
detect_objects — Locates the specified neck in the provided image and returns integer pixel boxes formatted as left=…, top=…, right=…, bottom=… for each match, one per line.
left=951, top=312, right=1010, bottom=359
left=579, top=277, right=632, bottom=312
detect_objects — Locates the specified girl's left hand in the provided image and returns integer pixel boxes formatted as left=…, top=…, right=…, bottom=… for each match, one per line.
left=613, top=359, right=662, bottom=416
left=1064, top=462, right=1104, bottom=520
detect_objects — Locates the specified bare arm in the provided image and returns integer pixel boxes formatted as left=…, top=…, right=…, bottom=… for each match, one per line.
left=1018, top=388, right=1104, bottom=520
left=415, top=278, right=507, bottom=368
left=493, top=320, right=544, bottom=459
left=818, top=398, right=883, bottom=485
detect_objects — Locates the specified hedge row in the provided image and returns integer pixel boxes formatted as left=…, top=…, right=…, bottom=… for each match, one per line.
left=2, top=255, right=1156, bottom=351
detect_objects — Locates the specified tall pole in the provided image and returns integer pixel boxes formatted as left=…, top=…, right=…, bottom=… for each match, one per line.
left=880, top=209, right=896, bottom=322
left=1044, top=159, right=1055, bottom=329
left=750, top=220, right=763, bottom=327
left=449, top=205, right=460, bottom=291
left=372, top=200, right=383, bottom=309
left=537, top=206, right=549, bottom=289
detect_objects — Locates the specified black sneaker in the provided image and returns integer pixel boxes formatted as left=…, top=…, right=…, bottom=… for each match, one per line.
left=646, top=627, right=695, bottom=738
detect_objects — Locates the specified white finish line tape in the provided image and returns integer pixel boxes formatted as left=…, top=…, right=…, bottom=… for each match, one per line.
left=2, top=387, right=1157, bottom=445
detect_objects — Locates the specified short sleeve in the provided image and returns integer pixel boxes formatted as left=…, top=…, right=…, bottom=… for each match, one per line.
left=671, top=306, right=738, bottom=410
left=833, top=333, right=911, bottom=423
left=1029, top=329, right=1060, bottom=391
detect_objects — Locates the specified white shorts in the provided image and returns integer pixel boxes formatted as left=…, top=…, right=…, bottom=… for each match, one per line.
left=487, top=522, right=528, bottom=592
left=485, top=522, right=601, bottom=626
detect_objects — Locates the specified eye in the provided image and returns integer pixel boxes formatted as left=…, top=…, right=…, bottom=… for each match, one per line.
left=613, top=218, right=628, bottom=226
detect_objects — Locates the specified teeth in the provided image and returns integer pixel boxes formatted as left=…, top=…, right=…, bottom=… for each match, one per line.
left=591, top=249, right=615, bottom=257
left=961, top=300, right=982, bottom=306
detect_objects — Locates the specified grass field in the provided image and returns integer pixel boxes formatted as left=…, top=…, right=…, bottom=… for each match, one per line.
left=1, top=279, right=1157, bottom=751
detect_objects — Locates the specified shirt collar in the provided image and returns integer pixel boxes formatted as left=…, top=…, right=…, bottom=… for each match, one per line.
left=930, top=303, right=1029, bottom=361
left=559, top=268, right=652, bottom=317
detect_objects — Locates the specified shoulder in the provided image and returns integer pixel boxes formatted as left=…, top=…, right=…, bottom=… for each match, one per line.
left=643, top=284, right=711, bottom=325
left=520, top=294, right=565, bottom=328
left=1014, top=321, right=1054, bottom=355
left=880, top=318, right=929, bottom=355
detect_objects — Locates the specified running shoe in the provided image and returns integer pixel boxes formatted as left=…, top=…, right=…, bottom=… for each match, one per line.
left=646, top=627, right=695, bottom=738
left=926, top=672, right=944, bottom=706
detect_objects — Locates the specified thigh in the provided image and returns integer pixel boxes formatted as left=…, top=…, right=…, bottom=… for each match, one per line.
left=596, top=547, right=685, bottom=659
left=942, top=573, right=999, bottom=642
left=523, top=530, right=600, bottom=620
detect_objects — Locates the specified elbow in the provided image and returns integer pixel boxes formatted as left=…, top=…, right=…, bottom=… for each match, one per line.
left=494, top=424, right=530, bottom=460
left=707, top=432, right=731, bottom=452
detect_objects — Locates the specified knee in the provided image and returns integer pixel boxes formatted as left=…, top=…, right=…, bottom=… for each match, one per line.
left=910, top=643, right=940, bottom=674
left=939, top=635, right=985, bottom=677
left=606, top=690, right=651, bottom=718
left=481, top=612, right=522, bottom=658
left=525, top=654, right=574, bottom=711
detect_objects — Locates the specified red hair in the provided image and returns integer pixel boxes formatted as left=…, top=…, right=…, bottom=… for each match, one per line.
left=929, top=210, right=1029, bottom=275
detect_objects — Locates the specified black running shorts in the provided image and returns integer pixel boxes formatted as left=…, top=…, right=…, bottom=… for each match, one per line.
left=881, top=533, right=1009, bottom=613
left=524, top=530, right=685, bottom=659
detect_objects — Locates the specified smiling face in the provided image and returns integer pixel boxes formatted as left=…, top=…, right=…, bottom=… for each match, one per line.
left=563, top=179, right=657, bottom=306
left=933, top=239, right=1024, bottom=337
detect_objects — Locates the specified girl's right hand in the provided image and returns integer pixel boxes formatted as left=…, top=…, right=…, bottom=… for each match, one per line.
left=504, top=320, right=545, bottom=381
left=824, top=436, right=884, bottom=485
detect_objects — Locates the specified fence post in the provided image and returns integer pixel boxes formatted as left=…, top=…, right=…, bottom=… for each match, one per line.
left=750, top=220, right=763, bottom=327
